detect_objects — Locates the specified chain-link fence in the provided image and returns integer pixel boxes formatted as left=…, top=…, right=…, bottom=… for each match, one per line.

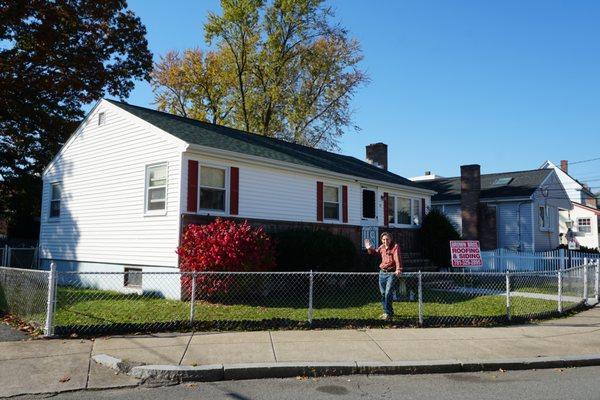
left=1, top=262, right=598, bottom=337
left=0, top=267, right=48, bottom=330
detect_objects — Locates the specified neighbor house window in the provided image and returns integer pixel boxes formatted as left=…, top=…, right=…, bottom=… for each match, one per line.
left=323, top=185, right=340, bottom=220
left=124, top=268, right=142, bottom=288
left=98, top=112, right=106, bottom=126
left=145, top=163, right=167, bottom=213
left=49, top=182, right=61, bottom=218
left=578, top=218, right=591, bottom=233
left=539, top=205, right=549, bottom=229
left=199, top=165, right=226, bottom=211
left=388, top=196, right=422, bottom=226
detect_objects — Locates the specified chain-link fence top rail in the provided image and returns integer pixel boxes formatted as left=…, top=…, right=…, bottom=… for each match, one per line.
left=0, top=267, right=48, bottom=329
left=1, top=264, right=596, bottom=337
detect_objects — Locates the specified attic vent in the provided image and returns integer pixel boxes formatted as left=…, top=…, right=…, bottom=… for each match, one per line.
left=98, top=112, right=106, bottom=126
left=492, top=177, right=513, bottom=186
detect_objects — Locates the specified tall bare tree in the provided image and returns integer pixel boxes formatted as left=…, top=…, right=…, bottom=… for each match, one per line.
left=152, top=0, right=368, bottom=150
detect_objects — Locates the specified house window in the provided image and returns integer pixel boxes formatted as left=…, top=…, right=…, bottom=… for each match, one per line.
left=323, top=185, right=340, bottom=220
left=412, top=199, right=421, bottom=225
left=49, top=183, right=61, bottom=218
left=397, top=197, right=411, bottom=225
left=124, top=267, right=142, bottom=288
left=98, top=112, right=106, bottom=126
left=578, top=218, right=592, bottom=233
left=145, top=163, right=167, bottom=213
left=539, top=205, right=549, bottom=229
left=362, top=189, right=376, bottom=219
left=388, top=196, right=422, bottom=226
left=388, top=196, right=396, bottom=224
left=199, top=165, right=226, bottom=211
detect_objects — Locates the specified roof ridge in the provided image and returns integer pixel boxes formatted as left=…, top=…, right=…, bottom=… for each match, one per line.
left=428, top=168, right=552, bottom=182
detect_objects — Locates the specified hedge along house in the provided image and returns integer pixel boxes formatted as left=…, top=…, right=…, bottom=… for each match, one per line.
left=416, top=165, right=572, bottom=252
left=39, top=99, right=434, bottom=299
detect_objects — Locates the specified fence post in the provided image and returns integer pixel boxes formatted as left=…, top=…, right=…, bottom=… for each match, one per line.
left=583, top=259, right=588, bottom=304
left=307, top=270, right=314, bottom=324
left=559, top=248, right=565, bottom=270
left=6, top=246, right=11, bottom=268
left=418, top=271, right=423, bottom=326
left=558, top=270, right=563, bottom=314
left=189, top=272, right=196, bottom=326
left=595, top=260, right=599, bottom=303
left=505, top=271, right=511, bottom=321
left=44, top=262, right=57, bottom=337
left=498, top=248, right=504, bottom=272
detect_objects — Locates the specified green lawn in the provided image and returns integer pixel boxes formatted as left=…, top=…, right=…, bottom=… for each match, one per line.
left=51, top=286, right=574, bottom=329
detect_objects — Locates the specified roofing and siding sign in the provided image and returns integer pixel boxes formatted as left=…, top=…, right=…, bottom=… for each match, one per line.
left=450, top=240, right=483, bottom=267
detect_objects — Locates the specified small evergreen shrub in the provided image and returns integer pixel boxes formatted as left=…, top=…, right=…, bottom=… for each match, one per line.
left=420, top=208, right=461, bottom=268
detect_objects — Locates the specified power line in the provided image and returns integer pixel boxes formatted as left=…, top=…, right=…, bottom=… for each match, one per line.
left=568, top=157, right=600, bottom=166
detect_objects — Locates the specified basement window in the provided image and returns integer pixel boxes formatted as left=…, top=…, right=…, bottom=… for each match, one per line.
left=124, top=268, right=142, bottom=288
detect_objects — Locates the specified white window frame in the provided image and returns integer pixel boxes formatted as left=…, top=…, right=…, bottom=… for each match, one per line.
left=144, top=162, right=168, bottom=216
left=323, top=184, right=341, bottom=222
left=578, top=218, right=592, bottom=234
left=388, top=195, right=422, bottom=227
left=48, top=182, right=61, bottom=220
left=198, top=163, right=229, bottom=214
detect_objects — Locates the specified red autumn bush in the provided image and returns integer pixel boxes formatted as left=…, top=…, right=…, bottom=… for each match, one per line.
left=177, top=218, right=275, bottom=299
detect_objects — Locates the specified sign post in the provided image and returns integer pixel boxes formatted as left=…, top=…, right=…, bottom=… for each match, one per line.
left=450, top=240, right=483, bottom=268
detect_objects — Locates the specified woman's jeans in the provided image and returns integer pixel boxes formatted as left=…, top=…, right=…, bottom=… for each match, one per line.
left=379, top=271, right=397, bottom=316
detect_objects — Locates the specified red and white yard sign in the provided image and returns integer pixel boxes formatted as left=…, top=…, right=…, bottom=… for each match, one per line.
left=450, top=240, right=483, bottom=267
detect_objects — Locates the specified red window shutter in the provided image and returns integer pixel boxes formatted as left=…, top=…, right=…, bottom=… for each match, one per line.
left=421, top=198, right=426, bottom=223
left=342, top=185, right=348, bottom=223
left=316, top=181, right=324, bottom=222
left=230, top=167, right=239, bottom=215
left=383, top=192, right=389, bottom=227
left=187, top=160, right=198, bottom=213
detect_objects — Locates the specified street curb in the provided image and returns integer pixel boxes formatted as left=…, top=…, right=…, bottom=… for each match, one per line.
left=92, top=354, right=600, bottom=383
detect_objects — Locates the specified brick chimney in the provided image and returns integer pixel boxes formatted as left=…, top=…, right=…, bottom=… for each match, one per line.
left=461, top=164, right=481, bottom=240
left=560, top=160, right=568, bottom=174
left=366, top=143, right=388, bottom=170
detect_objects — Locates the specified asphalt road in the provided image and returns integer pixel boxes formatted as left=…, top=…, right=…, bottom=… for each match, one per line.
left=11, top=366, right=600, bottom=400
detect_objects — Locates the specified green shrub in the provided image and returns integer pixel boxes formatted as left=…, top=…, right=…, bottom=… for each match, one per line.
left=420, top=208, right=461, bottom=268
left=271, top=229, right=358, bottom=272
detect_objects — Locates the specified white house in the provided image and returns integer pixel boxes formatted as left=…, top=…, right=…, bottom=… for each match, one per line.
left=39, top=99, right=434, bottom=298
left=540, top=160, right=599, bottom=250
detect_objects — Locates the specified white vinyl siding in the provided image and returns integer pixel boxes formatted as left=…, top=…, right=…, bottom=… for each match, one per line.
left=40, top=102, right=183, bottom=267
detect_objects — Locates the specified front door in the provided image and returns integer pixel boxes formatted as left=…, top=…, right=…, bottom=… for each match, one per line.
left=361, top=187, right=379, bottom=249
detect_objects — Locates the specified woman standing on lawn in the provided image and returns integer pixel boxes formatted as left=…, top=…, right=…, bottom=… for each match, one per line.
left=364, top=232, right=403, bottom=321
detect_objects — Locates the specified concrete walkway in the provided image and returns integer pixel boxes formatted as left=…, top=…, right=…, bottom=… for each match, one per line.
left=2, top=306, right=600, bottom=397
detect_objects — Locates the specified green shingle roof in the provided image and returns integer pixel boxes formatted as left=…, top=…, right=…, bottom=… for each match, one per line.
left=107, top=99, right=429, bottom=190
left=420, top=169, right=553, bottom=202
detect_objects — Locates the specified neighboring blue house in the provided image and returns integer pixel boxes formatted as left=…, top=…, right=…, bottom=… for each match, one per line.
left=414, top=165, right=572, bottom=252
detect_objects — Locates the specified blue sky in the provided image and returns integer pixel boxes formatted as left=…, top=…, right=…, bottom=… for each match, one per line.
left=124, top=0, right=600, bottom=184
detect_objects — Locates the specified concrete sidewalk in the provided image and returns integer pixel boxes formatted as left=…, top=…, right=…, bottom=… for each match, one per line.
left=2, top=306, right=600, bottom=397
